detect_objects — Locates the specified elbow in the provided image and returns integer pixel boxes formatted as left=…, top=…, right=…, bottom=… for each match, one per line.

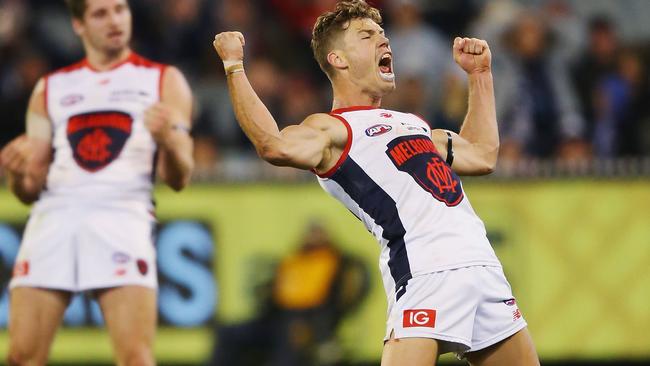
left=164, top=166, right=193, bottom=192
left=16, top=191, right=38, bottom=205
left=482, top=151, right=499, bottom=175
left=257, top=142, right=289, bottom=166
left=482, top=161, right=497, bottom=175
left=168, top=178, right=189, bottom=192
left=472, top=144, right=499, bottom=176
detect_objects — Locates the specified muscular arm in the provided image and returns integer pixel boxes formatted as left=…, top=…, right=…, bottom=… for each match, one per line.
left=0, top=78, right=53, bottom=204
left=432, top=38, right=499, bottom=176
left=152, top=66, right=194, bottom=191
left=215, top=32, right=342, bottom=172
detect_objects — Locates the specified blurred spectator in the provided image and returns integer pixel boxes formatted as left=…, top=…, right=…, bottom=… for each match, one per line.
left=0, top=47, right=49, bottom=147
left=571, top=16, right=650, bottom=158
left=209, top=222, right=369, bottom=366
left=591, top=48, right=650, bottom=157
left=384, top=0, right=453, bottom=121
left=493, top=11, right=586, bottom=163
left=571, top=17, right=619, bottom=145
left=2, top=0, right=650, bottom=176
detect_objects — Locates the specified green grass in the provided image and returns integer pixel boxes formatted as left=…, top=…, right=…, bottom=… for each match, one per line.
left=0, top=328, right=212, bottom=363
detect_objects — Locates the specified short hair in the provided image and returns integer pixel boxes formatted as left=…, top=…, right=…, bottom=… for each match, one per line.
left=311, top=0, right=382, bottom=79
left=64, top=0, right=87, bottom=20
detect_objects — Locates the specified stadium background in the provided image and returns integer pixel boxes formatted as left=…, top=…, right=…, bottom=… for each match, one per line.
left=1, top=0, right=649, bottom=365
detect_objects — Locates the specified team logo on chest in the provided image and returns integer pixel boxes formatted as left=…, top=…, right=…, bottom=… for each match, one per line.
left=386, top=135, right=464, bottom=206
left=67, top=111, right=133, bottom=172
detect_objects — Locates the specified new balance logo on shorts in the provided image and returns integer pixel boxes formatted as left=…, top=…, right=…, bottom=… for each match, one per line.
left=403, top=309, right=436, bottom=328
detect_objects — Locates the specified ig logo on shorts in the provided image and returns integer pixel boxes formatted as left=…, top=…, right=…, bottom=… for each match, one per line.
left=403, top=309, right=437, bottom=328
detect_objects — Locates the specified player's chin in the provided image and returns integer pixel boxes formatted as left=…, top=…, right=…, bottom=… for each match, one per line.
left=378, top=76, right=396, bottom=93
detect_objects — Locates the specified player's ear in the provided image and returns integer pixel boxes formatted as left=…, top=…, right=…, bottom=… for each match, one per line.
left=327, top=50, right=348, bottom=71
left=71, top=17, right=84, bottom=37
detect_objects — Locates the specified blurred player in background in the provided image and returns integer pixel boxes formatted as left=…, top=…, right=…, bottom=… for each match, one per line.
left=214, top=0, right=538, bottom=365
left=0, top=0, right=193, bottom=364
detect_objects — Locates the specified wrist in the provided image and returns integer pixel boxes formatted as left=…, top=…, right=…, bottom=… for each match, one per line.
left=467, top=69, right=492, bottom=78
left=223, top=60, right=244, bottom=76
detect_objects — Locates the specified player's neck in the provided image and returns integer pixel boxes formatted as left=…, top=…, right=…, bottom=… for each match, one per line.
left=84, top=47, right=132, bottom=71
left=331, top=81, right=382, bottom=111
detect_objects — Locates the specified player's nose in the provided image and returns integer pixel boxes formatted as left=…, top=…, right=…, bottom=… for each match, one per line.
left=378, top=35, right=389, bottom=49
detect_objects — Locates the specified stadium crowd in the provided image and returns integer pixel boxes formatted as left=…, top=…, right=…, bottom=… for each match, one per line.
left=1, top=0, right=649, bottom=176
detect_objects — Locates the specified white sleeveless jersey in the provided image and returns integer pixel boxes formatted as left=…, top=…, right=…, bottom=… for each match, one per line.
left=39, top=53, right=166, bottom=209
left=316, top=106, right=501, bottom=301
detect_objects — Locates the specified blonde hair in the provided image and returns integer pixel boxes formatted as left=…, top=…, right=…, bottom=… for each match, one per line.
left=311, top=0, right=382, bottom=78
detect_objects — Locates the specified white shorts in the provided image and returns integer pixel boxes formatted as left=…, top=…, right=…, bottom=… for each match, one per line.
left=384, top=265, right=527, bottom=357
left=10, top=202, right=157, bottom=292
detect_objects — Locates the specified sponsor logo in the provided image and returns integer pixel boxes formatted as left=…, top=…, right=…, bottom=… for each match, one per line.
left=99, top=78, right=111, bottom=85
left=400, top=122, right=428, bottom=133
left=380, top=112, right=393, bottom=118
left=13, top=260, right=29, bottom=277
left=504, top=298, right=516, bottom=306
left=386, top=136, right=464, bottom=206
left=112, top=252, right=131, bottom=264
left=137, top=259, right=148, bottom=276
left=115, top=268, right=127, bottom=276
left=60, top=94, right=84, bottom=107
left=66, top=111, right=133, bottom=172
left=513, top=308, right=522, bottom=321
left=109, top=89, right=150, bottom=102
left=403, top=309, right=436, bottom=328
left=365, top=124, right=392, bottom=137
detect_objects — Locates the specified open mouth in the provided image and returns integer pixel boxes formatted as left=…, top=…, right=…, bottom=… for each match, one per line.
left=378, top=53, right=394, bottom=81
left=108, top=30, right=124, bottom=39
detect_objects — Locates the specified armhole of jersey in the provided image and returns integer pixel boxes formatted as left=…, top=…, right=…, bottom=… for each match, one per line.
left=412, top=113, right=442, bottom=155
left=313, top=113, right=352, bottom=179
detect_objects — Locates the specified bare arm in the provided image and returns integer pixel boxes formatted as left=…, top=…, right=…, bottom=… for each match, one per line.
left=144, top=66, right=194, bottom=191
left=0, top=78, right=52, bottom=204
left=432, top=37, right=499, bottom=176
left=213, top=32, right=344, bottom=172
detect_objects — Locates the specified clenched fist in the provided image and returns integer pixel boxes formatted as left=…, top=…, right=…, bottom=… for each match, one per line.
left=0, top=135, right=31, bottom=177
left=453, top=37, right=492, bottom=75
left=213, top=32, right=246, bottom=62
left=144, top=103, right=183, bottom=147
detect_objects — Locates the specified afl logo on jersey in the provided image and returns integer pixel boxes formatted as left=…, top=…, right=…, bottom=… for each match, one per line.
left=60, top=94, right=84, bottom=107
left=386, top=135, right=464, bottom=206
left=67, top=111, right=133, bottom=172
left=365, top=124, right=392, bottom=137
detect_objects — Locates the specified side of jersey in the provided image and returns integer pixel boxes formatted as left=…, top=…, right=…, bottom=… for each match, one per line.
left=316, top=107, right=501, bottom=301
left=41, top=53, right=165, bottom=208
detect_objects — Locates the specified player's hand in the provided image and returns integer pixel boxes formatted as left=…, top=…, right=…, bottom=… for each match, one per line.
left=453, top=37, right=492, bottom=75
left=213, top=31, right=245, bottom=62
left=144, top=103, right=182, bottom=147
left=0, top=134, right=30, bottom=177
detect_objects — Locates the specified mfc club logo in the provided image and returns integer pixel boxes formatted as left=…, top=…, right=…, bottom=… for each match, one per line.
left=67, top=111, right=133, bottom=172
left=386, top=136, right=464, bottom=206
left=403, top=309, right=436, bottom=328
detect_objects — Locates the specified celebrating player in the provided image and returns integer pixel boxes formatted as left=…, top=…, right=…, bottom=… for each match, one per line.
left=0, top=0, right=193, bottom=365
left=213, top=1, right=539, bottom=365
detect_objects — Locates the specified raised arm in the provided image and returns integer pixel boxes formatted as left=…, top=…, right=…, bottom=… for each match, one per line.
left=144, top=66, right=194, bottom=191
left=0, top=78, right=53, bottom=204
left=432, top=37, right=499, bottom=176
left=212, top=32, right=345, bottom=172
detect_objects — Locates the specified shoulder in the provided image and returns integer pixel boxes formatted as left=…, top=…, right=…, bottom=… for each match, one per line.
left=302, top=113, right=350, bottom=147
left=302, top=113, right=343, bottom=129
left=159, top=65, right=192, bottom=104
left=160, top=65, right=189, bottom=89
left=47, top=59, right=87, bottom=79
